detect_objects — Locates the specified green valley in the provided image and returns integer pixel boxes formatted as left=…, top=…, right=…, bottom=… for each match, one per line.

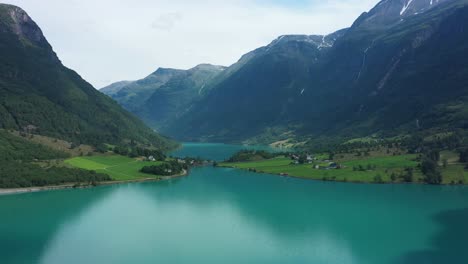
left=0, top=130, right=111, bottom=188
left=218, top=152, right=468, bottom=184
left=65, top=155, right=167, bottom=181
left=0, top=4, right=179, bottom=190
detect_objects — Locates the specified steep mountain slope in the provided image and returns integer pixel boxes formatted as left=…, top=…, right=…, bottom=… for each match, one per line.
left=163, top=32, right=346, bottom=142
left=101, top=68, right=185, bottom=112
left=0, top=4, right=176, bottom=150
left=165, top=0, right=468, bottom=144
left=102, top=64, right=225, bottom=130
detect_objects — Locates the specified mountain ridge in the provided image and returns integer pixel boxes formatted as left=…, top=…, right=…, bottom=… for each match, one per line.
left=101, top=63, right=226, bottom=130
left=0, top=4, right=176, bottom=150
left=101, top=0, right=468, bottom=147
left=161, top=0, right=468, bottom=145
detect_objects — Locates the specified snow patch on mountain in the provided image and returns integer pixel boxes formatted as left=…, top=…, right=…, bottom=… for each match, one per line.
left=400, top=0, right=415, bottom=15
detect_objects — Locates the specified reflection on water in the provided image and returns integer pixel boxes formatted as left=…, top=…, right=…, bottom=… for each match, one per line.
left=396, top=207, right=468, bottom=264
left=1, top=144, right=468, bottom=264
left=38, top=175, right=361, bottom=264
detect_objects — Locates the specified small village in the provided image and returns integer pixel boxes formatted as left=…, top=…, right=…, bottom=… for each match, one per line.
left=289, top=153, right=342, bottom=170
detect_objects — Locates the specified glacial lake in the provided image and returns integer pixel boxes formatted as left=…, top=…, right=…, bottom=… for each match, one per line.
left=1, top=143, right=467, bottom=264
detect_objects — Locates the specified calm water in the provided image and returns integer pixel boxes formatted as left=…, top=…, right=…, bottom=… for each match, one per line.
left=169, top=142, right=283, bottom=161
left=1, top=144, right=468, bottom=264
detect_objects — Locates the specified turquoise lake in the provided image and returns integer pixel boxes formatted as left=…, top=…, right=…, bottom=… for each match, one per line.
left=1, top=143, right=468, bottom=263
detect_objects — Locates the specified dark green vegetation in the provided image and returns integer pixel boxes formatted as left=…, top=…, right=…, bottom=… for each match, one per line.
left=140, top=160, right=185, bottom=176
left=226, top=150, right=282, bottom=162
left=101, top=64, right=225, bottom=130
left=152, top=0, right=468, bottom=147
left=0, top=4, right=175, bottom=150
left=111, top=145, right=166, bottom=161
left=0, top=131, right=110, bottom=188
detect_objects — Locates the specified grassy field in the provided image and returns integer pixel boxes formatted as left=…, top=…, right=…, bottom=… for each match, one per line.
left=65, top=155, right=163, bottom=181
left=220, top=153, right=468, bottom=184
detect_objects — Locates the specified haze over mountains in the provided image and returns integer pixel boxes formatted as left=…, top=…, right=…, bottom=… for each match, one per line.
left=0, top=4, right=175, bottom=150
left=102, top=64, right=225, bottom=130
left=103, top=0, right=468, bottom=146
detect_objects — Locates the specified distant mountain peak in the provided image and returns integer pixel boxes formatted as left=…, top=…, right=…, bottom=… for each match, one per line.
left=355, top=0, right=453, bottom=27
left=268, top=35, right=332, bottom=50
left=151, top=67, right=183, bottom=75
left=189, top=64, right=226, bottom=72
left=266, top=28, right=349, bottom=52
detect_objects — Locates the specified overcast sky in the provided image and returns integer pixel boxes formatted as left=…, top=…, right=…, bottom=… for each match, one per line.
left=4, top=0, right=380, bottom=88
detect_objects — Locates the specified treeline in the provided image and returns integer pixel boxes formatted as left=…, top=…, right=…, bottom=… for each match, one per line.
left=0, top=161, right=111, bottom=188
left=112, top=145, right=166, bottom=160
left=227, top=150, right=283, bottom=162
left=303, top=129, right=468, bottom=156
left=0, top=131, right=110, bottom=188
left=404, top=131, right=466, bottom=154
left=140, top=160, right=185, bottom=176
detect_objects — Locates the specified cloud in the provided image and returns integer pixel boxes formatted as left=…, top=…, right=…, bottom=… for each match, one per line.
left=151, top=12, right=182, bottom=31
left=2, top=0, right=380, bottom=88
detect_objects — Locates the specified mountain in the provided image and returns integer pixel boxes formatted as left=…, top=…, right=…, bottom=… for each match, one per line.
left=163, top=0, right=468, bottom=145
left=100, top=80, right=133, bottom=96
left=0, top=4, right=176, bottom=150
left=102, top=64, right=225, bottom=130
left=101, top=68, right=185, bottom=112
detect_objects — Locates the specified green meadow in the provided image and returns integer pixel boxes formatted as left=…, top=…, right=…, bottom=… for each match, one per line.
left=65, top=155, right=163, bottom=181
left=220, top=154, right=468, bottom=184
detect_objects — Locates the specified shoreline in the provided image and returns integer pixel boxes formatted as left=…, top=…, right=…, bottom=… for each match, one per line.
left=0, top=170, right=188, bottom=196
left=218, top=165, right=466, bottom=186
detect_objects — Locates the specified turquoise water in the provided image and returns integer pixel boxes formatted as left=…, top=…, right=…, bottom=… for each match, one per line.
left=169, top=142, right=283, bottom=161
left=1, top=143, right=468, bottom=264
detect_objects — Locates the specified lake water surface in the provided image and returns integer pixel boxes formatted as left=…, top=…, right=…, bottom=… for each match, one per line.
left=1, top=143, right=468, bottom=264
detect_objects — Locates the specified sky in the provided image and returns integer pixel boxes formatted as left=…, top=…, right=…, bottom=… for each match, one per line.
left=4, top=0, right=380, bottom=88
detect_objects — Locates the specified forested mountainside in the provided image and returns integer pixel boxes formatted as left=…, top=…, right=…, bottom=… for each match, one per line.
left=0, top=4, right=176, bottom=150
left=101, top=64, right=225, bottom=130
left=159, top=0, right=468, bottom=145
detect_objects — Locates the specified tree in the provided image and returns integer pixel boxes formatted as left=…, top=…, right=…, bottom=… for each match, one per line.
left=421, top=154, right=443, bottom=185
left=421, top=158, right=437, bottom=175
left=390, top=173, right=397, bottom=182
left=374, top=174, right=383, bottom=183
left=442, top=158, right=448, bottom=168
left=96, top=143, right=108, bottom=153
left=427, top=150, right=440, bottom=162
left=460, top=149, right=468, bottom=163
left=298, top=154, right=307, bottom=164
left=424, top=171, right=443, bottom=185
left=401, top=168, right=414, bottom=183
